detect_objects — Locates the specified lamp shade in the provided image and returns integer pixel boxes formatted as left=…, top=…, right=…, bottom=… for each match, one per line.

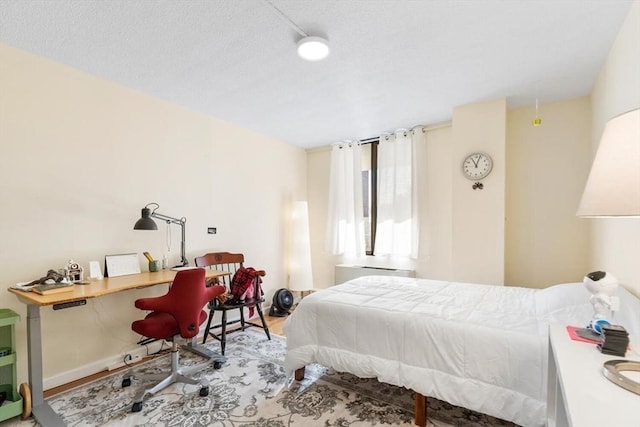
left=133, top=207, right=158, bottom=230
left=577, top=109, right=640, bottom=217
left=297, top=36, right=329, bottom=61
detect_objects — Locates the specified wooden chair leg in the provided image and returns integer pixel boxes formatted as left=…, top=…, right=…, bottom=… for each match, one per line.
left=414, top=392, right=427, bottom=427
left=220, top=310, right=228, bottom=355
left=239, top=307, right=246, bottom=330
left=255, top=303, right=271, bottom=340
left=294, top=367, right=305, bottom=381
left=202, top=307, right=215, bottom=345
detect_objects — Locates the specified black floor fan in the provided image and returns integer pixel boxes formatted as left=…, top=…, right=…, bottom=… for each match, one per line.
left=269, top=288, right=294, bottom=317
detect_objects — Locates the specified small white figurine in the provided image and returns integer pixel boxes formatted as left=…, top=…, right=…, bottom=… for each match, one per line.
left=583, top=270, right=618, bottom=332
left=66, top=259, right=84, bottom=283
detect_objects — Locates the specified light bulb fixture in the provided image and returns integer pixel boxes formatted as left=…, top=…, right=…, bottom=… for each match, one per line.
left=297, top=36, right=330, bottom=61
left=262, top=0, right=329, bottom=62
left=532, top=96, right=542, bottom=126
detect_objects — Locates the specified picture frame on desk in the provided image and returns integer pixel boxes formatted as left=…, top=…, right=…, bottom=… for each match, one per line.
left=104, top=253, right=141, bottom=278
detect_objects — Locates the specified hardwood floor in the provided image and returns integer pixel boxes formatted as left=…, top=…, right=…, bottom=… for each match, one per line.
left=265, top=311, right=290, bottom=336
left=44, top=310, right=292, bottom=398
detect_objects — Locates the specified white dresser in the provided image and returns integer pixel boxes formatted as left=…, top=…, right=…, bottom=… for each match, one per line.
left=547, top=323, right=640, bottom=427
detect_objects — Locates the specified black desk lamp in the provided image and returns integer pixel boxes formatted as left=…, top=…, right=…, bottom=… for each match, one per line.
left=134, top=203, right=189, bottom=267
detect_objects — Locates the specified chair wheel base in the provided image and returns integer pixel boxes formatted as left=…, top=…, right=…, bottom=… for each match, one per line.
left=199, top=386, right=209, bottom=397
left=122, top=377, right=132, bottom=388
left=132, top=402, right=143, bottom=412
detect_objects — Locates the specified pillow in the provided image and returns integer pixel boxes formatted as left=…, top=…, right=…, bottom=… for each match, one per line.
left=535, top=282, right=591, bottom=314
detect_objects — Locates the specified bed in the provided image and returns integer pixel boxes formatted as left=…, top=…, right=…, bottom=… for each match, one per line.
left=283, top=276, right=640, bottom=427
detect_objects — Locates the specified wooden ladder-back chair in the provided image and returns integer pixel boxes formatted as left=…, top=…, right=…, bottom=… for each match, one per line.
left=194, top=252, right=271, bottom=354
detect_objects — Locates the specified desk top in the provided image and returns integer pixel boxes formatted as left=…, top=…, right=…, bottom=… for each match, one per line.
left=8, top=269, right=229, bottom=306
left=549, top=324, right=640, bottom=427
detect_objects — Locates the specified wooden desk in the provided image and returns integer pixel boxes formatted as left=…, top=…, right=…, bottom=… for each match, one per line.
left=8, top=268, right=228, bottom=427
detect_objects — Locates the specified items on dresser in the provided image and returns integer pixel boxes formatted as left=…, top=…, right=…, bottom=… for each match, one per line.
left=598, top=324, right=629, bottom=356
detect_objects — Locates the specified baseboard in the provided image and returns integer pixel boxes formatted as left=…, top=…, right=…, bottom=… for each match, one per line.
left=43, top=338, right=163, bottom=390
left=43, top=311, right=262, bottom=391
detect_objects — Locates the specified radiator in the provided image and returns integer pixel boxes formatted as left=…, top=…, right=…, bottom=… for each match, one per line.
left=334, top=264, right=416, bottom=285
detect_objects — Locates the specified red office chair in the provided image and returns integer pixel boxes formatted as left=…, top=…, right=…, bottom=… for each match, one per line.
left=122, top=268, right=225, bottom=412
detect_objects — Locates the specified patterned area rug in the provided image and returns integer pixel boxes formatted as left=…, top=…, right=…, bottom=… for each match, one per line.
left=2, top=330, right=517, bottom=426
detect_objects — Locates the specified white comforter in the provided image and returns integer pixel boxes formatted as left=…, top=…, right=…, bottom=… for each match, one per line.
left=284, top=276, right=640, bottom=427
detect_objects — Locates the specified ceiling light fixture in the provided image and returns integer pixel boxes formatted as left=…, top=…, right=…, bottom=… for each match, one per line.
left=297, top=36, right=330, bottom=61
left=263, top=0, right=330, bottom=61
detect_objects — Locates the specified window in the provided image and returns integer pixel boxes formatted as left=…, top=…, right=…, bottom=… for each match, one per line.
left=327, top=129, right=420, bottom=258
left=362, top=129, right=421, bottom=258
left=361, top=140, right=378, bottom=255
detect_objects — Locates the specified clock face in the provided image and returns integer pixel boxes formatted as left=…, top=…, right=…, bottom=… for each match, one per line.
left=462, top=152, right=493, bottom=180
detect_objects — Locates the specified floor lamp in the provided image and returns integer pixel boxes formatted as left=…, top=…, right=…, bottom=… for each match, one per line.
left=289, top=201, right=314, bottom=297
left=134, top=203, right=189, bottom=267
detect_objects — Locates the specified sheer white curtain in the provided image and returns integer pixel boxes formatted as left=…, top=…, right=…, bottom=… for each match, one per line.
left=374, top=128, right=421, bottom=258
left=325, top=142, right=366, bottom=256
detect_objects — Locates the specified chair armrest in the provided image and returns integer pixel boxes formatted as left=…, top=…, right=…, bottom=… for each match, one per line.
left=135, top=294, right=172, bottom=312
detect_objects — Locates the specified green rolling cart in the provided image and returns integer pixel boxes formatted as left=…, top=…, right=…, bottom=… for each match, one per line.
left=0, top=309, right=24, bottom=421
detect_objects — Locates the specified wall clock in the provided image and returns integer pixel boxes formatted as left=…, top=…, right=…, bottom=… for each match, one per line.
left=462, top=152, right=493, bottom=181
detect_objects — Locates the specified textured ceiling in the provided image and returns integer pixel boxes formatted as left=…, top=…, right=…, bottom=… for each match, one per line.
left=0, top=0, right=633, bottom=148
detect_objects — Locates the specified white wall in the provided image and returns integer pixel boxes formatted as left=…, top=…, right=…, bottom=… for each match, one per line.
left=589, top=1, right=640, bottom=296
left=0, top=43, right=307, bottom=387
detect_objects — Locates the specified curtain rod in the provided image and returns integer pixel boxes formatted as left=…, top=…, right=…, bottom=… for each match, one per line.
left=307, top=121, right=452, bottom=153
left=358, top=122, right=450, bottom=145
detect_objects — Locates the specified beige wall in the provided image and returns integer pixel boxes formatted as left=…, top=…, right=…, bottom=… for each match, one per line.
left=589, top=1, right=640, bottom=296
left=506, top=97, right=592, bottom=288
left=0, top=44, right=307, bottom=387
left=418, top=126, right=454, bottom=280
left=451, top=99, right=506, bottom=284
left=306, top=147, right=336, bottom=289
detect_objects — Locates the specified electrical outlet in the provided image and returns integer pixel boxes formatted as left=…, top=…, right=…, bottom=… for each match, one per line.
left=207, top=227, right=217, bottom=234
left=107, top=354, right=142, bottom=371
left=125, top=354, right=142, bottom=363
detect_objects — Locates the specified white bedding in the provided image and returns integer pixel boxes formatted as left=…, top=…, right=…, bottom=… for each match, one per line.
left=283, top=276, right=640, bottom=427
